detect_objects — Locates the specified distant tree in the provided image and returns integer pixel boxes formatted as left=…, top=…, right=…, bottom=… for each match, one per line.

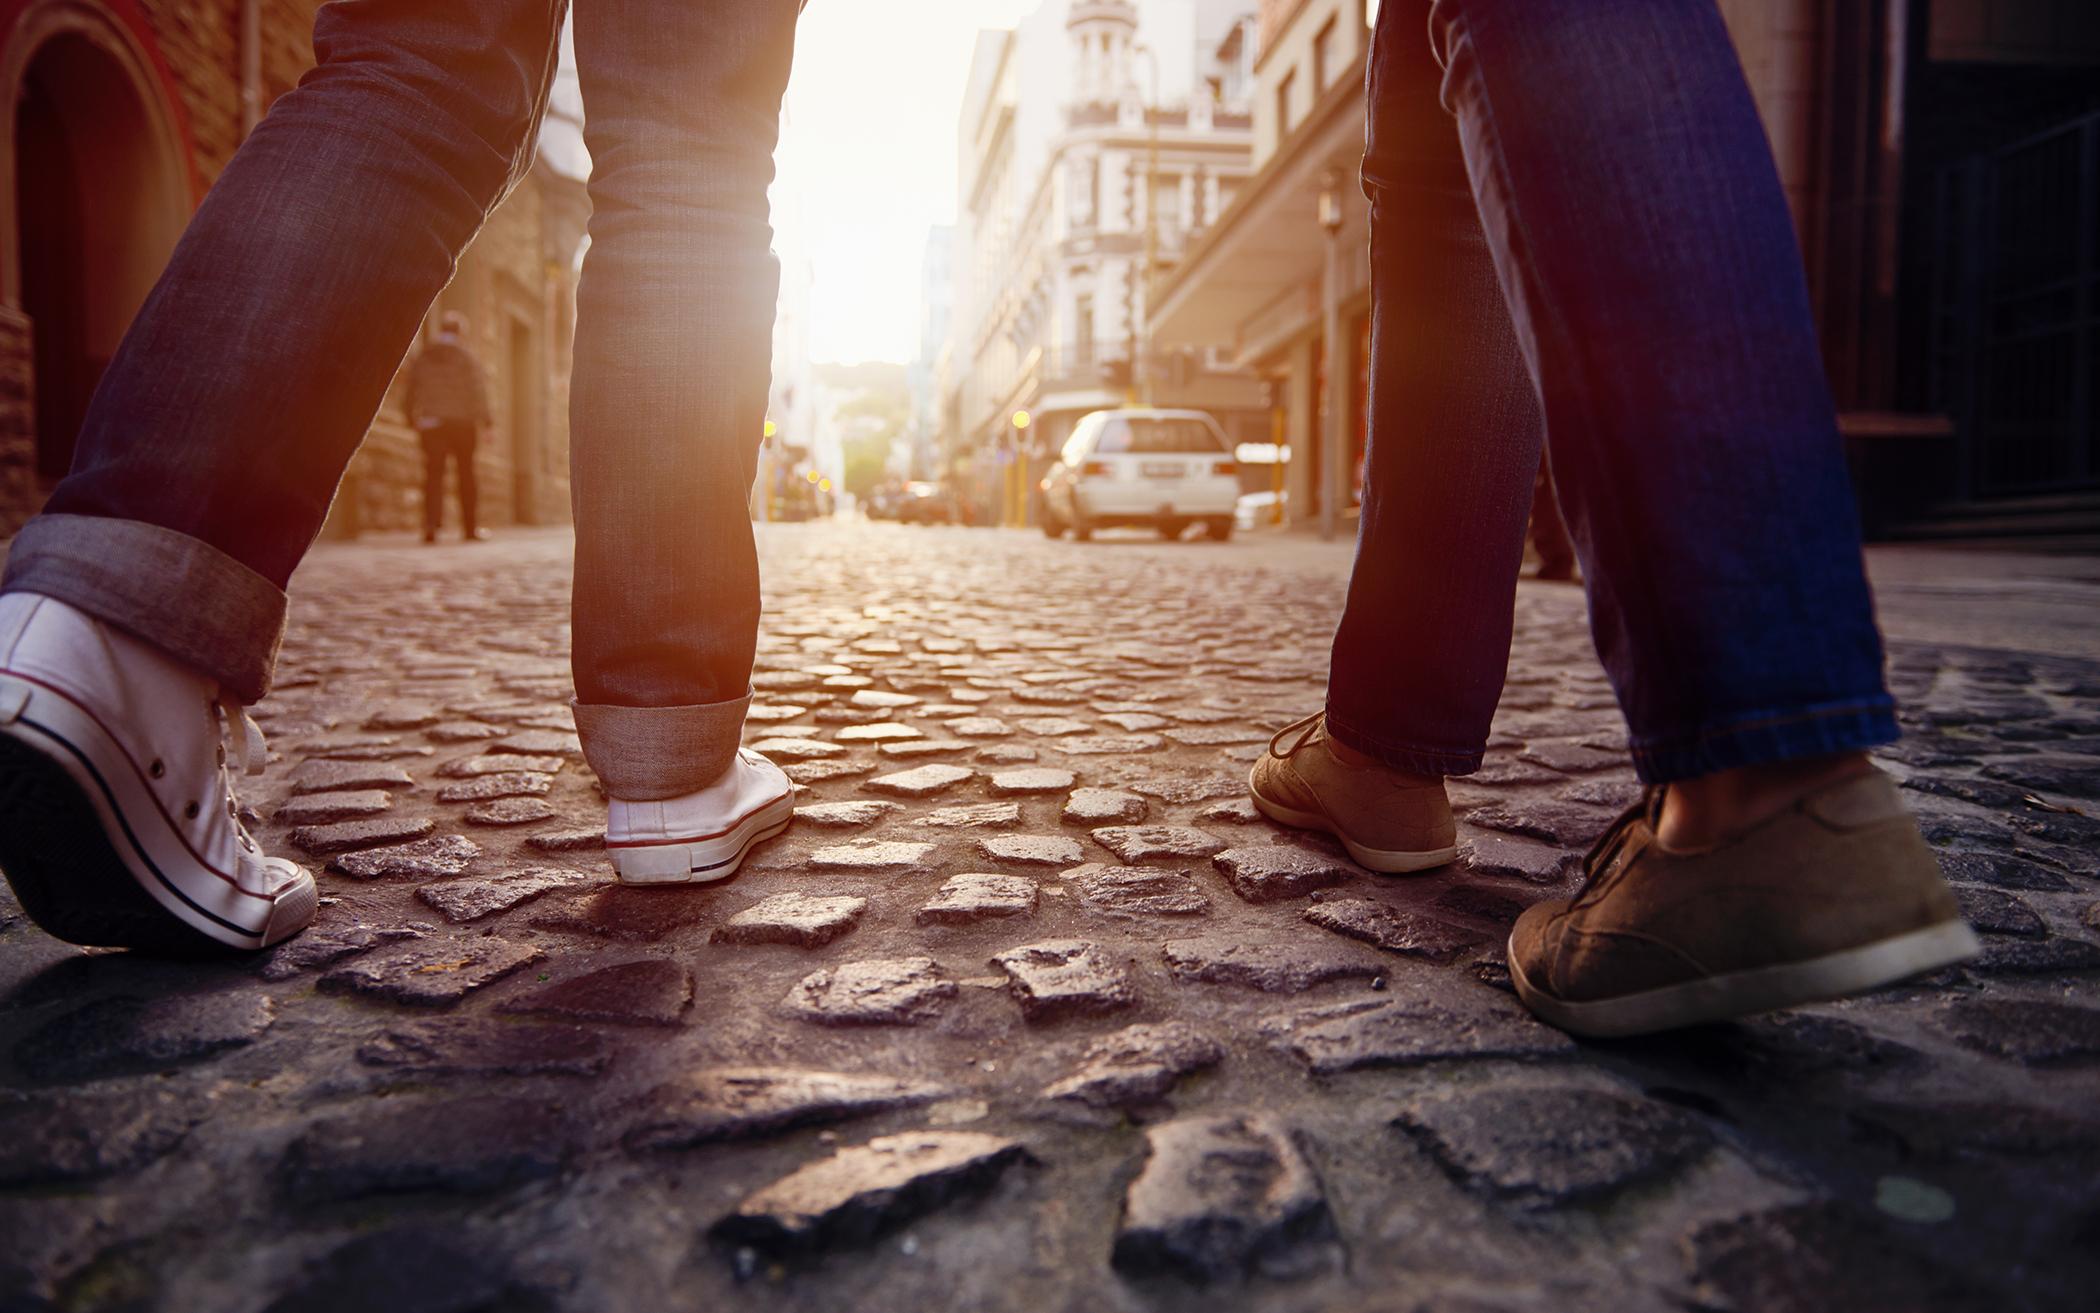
left=834, top=388, right=909, bottom=501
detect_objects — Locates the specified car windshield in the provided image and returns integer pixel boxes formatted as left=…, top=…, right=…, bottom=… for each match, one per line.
left=1091, top=417, right=1225, bottom=455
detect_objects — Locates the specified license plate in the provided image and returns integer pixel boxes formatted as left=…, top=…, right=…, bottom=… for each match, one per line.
left=1141, top=461, right=1184, bottom=479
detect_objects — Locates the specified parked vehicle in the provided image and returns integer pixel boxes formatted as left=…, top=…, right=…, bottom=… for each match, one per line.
left=896, top=481, right=958, bottom=525
left=1038, top=408, right=1238, bottom=542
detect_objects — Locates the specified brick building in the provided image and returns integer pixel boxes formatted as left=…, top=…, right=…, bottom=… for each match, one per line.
left=0, top=0, right=586, bottom=539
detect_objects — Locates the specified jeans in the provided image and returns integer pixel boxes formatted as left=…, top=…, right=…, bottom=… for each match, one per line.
left=0, top=0, right=802, bottom=799
left=419, top=422, right=480, bottom=538
left=1324, top=0, right=1898, bottom=784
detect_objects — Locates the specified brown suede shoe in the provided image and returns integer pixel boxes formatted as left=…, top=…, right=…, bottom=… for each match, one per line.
left=1247, top=712, right=1457, bottom=873
left=1508, top=768, right=1978, bottom=1038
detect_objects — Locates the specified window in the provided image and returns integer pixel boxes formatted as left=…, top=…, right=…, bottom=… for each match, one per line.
left=1090, top=416, right=1229, bottom=455
left=1152, top=174, right=1182, bottom=234
left=1073, top=293, right=1094, bottom=366
left=1313, top=17, right=1338, bottom=93
left=1276, top=69, right=1296, bottom=137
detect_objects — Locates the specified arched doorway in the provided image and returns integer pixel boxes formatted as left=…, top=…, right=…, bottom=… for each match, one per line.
left=5, top=10, right=186, bottom=481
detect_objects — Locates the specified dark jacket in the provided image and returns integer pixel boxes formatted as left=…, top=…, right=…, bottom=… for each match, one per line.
left=406, top=336, right=491, bottom=427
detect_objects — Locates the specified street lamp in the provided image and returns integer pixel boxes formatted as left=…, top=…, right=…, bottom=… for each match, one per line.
left=1317, top=169, right=1346, bottom=544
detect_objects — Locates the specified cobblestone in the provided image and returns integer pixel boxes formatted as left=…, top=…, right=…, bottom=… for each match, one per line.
left=712, top=1131, right=1031, bottom=1258
left=1113, top=1115, right=1337, bottom=1283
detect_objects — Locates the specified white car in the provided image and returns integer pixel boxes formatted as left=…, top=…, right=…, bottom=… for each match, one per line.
left=1039, top=408, right=1240, bottom=542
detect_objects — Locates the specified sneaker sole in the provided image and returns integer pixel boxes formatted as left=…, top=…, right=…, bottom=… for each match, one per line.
left=0, top=674, right=314, bottom=953
left=1246, top=766, right=1456, bottom=874
left=1508, top=918, right=1982, bottom=1039
left=608, top=792, right=796, bottom=885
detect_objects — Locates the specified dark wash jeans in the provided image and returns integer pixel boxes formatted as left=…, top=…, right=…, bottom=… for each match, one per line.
left=1324, top=0, right=1899, bottom=784
left=0, top=0, right=802, bottom=799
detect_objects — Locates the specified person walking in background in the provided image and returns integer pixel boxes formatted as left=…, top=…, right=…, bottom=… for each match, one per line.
left=407, top=311, right=492, bottom=545
left=1250, top=0, right=1977, bottom=1038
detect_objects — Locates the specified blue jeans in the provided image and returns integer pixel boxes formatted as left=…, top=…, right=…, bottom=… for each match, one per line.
left=0, top=0, right=801, bottom=799
left=1325, top=0, right=1899, bottom=784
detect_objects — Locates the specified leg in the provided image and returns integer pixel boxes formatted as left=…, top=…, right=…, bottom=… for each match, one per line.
left=1527, top=450, right=1575, bottom=581
left=1322, top=4, right=1543, bottom=778
left=2, top=0, right=567, bottom=702
left=567, top=0, right=801, bottom=801
left=420, top=431, right=447, bottom=541
left=452, top=425, right=481, bottom=537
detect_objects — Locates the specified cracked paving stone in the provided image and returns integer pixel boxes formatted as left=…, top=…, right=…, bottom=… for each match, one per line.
left=438, top=752, right=565, bottom=778
left=0, top=1089, right=196, bottom=1186
left=1461, top=834, right=1580, bottom=884
left=1058, top=734, right=1165, bottom=755
left=864, top=763, right=973, bottom=797
left=623, top=1069, right=952, bottom=1151
left=808, top=840, right=935, bottom=871
left=433, top=771, right=554, bottom=803
left=1065, top=864, right=1212, bottom=918
left=913, top=801, right=1023, bottom=828
left=1275, top=992, right=1576, bottom=1073
left=484, top=730, right=582, bottom=757
left=464, top=796, right=557, bottom=826
left=948, top=716, right=1014, bottom=738
left=1112, top=1114, right=1337, bottom=1284
left=527, top=827, right=605, bottom=852
left=532, top=887, right=713, bottom=941
left=328, top=833, right=482, bottom=879
left=1951, top=885, right=2046, bottom=937
left=785, top=759, right=875, bottom=784
left=834, top=722, right=921, bottom=742
left=318, top=937, right=543, bottom=1006
left=1213, top=844, right=1355, bottom=902
left=796, top=800, right=903, bottom=828
left=259, top=1228, right=523, bottom=1313
left=991, top=940, right=1138, bottom=1021
left=783, top=957, right=958, bottom=1025
left=1061, top=787, right=1148, bottom=825
left=981, top=834, right=1084, bottom=866
left=1042, top=1022, right=1223, bottom=1107
left=357, top=1023, right=612, bottom=1078
left=917, top=873, right=1039, bottom=924
left=258, top=923, right=425, bottom=980
left=1680, top=1202, right=1999, bottom=1313
left=1392, top=1086, right=1710, bottom=1209
left=279, top=1095, right=569, bottom=1204
left=290, top=760, right=416, bottom=795
left=987, top=767, right=1077, bottom=796
left=1464, top=800, right=1618, bottom=847
left=1014, top=717, right=1091, bottom=737
left=1161, top=934, right=1385, bottom=992
left=713, top=892, right=869, bottom=946
left=292, top=814, right=437, bottom=855
left=750, top=737, right=848, bottom=761
left=14, top=993, right=276, bottom=1083
left=500, top=958, right=691, bottom=1026
left=711, top=1131, right=1031, bottom=1257
left=1304, top=898, right=1483, bottom=961
left=1092, top=825, right=1227, bottom=863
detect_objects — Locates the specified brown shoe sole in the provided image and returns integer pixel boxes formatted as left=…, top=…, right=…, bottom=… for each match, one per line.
left=1246, top=765, right=1456, bottom=874
left=1508, top=918, right=1980, bottom=1038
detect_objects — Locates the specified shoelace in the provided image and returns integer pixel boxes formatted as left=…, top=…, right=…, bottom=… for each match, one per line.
left=1266, top=710, right=1326, bottom=760
left=209, top=697, right=279, bottom=895
left=1571, top=785, right=1666, bottom=905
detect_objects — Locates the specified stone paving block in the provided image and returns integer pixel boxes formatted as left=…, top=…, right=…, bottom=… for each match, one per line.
left=1303, top=898, right=1483, bottom=961
left=1680, top=1202, right=2000, bottom=1313
left=1161, top=934, right=1384, bottom=992
left=912, top=801, right=1023, bottom=828
left=356, top=1023, right=612, bottom=1078
left=527, top=827, right=606, bottom=852
left=1064, top=864, right=1212, bottom=918
left=750, top=737, right=848, bottom=761
left=783, top=957, right=958, bottom=1025
left=463, top=797, right=557, bottom=826
left=1951, top=885, right=2046, bottom=937
left=864, top=764, right=973, bottom=797
left=746, top=702, right=809, bottom=723
left=975, top=744, right=1039, bottom=764
left=1091, top=825, right=1227, bottom=863
left=1517, top=741, right=1623, bottom=774
left=1042, top=1022, right=1224, bottom=1107
left=1162, top=725, right=1268, bottom=747
left=290, top=760, right=415, bottom=795
left=1196, top=797, right=1263, bottom=824
left=987, top=767, right=1077, bottom=796
left=327, top=833, right=482, bottom=879
left=364, top=703, right=442, bottom=731
left=1970, top=934, right=2100, bottom=975
left=1112, top=1115, right=1336, bottom=1284
left=1061, top=787, right=1148, bottom=825
left=425, top=720, right=507, bottom=743
left=1274, top=992, right=1576, bottom=1074
left=877, top=739, right=973, bottom=759
left=991, top=940, right=1138, bottom=1021
left=257, top=923, right=425, bottom=980
left=438, top=752, right=566, bottom=778
left=484, top=730, right=583, bottom=757
left=1213, top=844, right=1355, bottom=902
left=278, top=1095, right=569, bottom=1203
left=917, top=873, right=1038, bottom=924
left=833, top=722, right=921, bottom=742
left=712, top=893, right=869, bottom=947
left=1392, top=1085, right=1710, bottom=1209
left=1940, top=997, right=2100, bottom=1064
left=14, top=993, right=276, bottom=1083
left=712, top=1131, right=1031, bottom=1257
left=1463, top=800, right=1618, bottom=847
left=850, top=689, right=920, bottom=709
left=1014, top=717, right=1091, bottom=737
left=788, top=759, right=880, bottom=785
left=623, top=1069, right=951, bottom=1151
left=0, top=1089, right=196, bottom=1186
left=531, top=887, right=714, bottom=942
left=291, top=815, right=437, bottom=855
left=807, top=840, right=935, bottom=871
left=980, top=834, right=1084, bottom=866
left=433, top=771, right=554, bottom=803
left=795, top=800, right=903, bottom=828
left=947, top=716, right=1014, bottom=738
left=1460, top=833, right=1581, bottom=884
left=1935, top=849, right=2072, bottom=892
left=258, top=1228, right=522, bottom=1313
left=1058, top=734, right=1165, bottom=755
left=318, top=937, right=543, bottom=1006
left=499, top=958, right=691, bottom=1026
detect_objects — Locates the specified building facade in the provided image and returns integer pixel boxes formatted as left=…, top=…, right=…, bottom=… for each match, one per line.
left=0, top=0, right=586, bottom=539
left=943, top=0, right=1268, bottom=526
left=1155, top=0, right=2100, bottom=536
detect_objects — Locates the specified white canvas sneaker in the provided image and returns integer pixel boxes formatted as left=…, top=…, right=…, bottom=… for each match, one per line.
left=0, top=592, right=317, bottom=951
left=605, top=746, right=794, bottom=885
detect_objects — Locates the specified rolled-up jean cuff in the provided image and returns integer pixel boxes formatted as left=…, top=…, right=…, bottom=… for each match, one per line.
left=573, top=691, right=752, bottom=800
left=1629, top=697, right=1899, bottom=785
left=1322, top=706, right=1486, bottom=778
left=1, top=513, right=285, bottom=704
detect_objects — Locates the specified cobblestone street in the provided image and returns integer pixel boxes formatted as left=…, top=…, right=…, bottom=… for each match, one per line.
left=4, top=521, right=2098, bottom=1312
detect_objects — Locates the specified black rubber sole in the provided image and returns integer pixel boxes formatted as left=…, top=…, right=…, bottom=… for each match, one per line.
left=0, top=733, right=231, bottom=955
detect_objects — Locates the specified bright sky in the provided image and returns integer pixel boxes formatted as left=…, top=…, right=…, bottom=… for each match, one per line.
left=775, top=0, right=1040, bottom=365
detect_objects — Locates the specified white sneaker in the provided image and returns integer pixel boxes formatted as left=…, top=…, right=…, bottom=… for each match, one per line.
left=0, top=592, right=317, bottom=951
left=605, top=747, right=794, bottom=885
